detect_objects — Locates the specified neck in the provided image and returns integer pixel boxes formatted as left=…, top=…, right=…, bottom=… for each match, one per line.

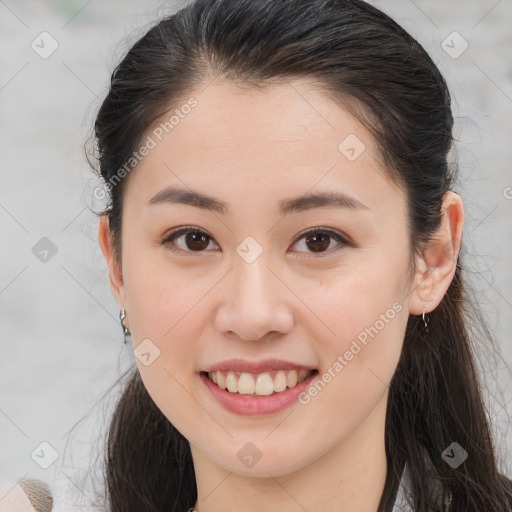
left=191, top=393, right=389, bottom=512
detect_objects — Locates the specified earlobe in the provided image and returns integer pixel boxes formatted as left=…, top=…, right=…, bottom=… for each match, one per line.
left=98, top=214, right=126, bottom=307
left=408, top=191, right=464, bottom=316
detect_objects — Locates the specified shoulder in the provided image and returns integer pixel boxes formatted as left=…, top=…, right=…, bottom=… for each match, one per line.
left=0, top=479, right=53, bottom=512
left=0, top=480, right=38, bottom=512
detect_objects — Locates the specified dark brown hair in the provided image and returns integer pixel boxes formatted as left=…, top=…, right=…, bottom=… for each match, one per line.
left=88, top=0, right=512, bottom=510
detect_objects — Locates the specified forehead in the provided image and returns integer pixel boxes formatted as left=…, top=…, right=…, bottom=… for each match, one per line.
left=124, top=78, right=405, bottom=216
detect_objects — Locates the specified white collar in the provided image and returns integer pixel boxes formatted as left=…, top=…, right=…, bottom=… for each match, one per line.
left=391, top=452, right=452, bottom=511
left=392, top=462, right=414, bottom=511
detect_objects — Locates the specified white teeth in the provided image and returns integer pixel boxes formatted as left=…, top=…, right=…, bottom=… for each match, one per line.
left=286, top=370, right=298, bottom=388
left=238, top=373, right=255, bottom=394
left=255, top=373, right=274, bottom=396
left=274, top=370, right=287, bottom=392
left=207, top=368, right=314, bottom=396
left=225, top=371, right=238, bottom=393
left=217, top=371, right=226, bottom=390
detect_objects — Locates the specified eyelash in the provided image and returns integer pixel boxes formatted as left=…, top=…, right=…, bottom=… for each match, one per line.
left=161, top=226, right=351, bottom=258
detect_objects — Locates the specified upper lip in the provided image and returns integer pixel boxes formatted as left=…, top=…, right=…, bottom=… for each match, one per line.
left=203, top=358, right=316, bottom=374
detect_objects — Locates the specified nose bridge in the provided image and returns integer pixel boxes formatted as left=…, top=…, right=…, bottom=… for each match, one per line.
left=231, top=247, right=277, bottom=315
left=232, top=233, right=276, bottom=301
left=214, top=245, right=294, bottom=340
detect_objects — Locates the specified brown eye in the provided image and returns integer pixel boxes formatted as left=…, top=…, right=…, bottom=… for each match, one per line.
left=305, top=232, right=331, bottom=252
left=291, top=228, right=348, bottom=256
left=183, top=231, right=210, bottom=250
left=163, top=227, right=217, bottom=253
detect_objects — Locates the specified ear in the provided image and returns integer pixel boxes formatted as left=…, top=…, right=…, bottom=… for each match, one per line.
left=408, top=191, right=464, bottom=315
left=98, top=214, right=127, bottom=311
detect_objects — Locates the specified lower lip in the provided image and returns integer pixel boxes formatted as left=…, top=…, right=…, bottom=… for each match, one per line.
left=200, top=371, right=318, bottom=416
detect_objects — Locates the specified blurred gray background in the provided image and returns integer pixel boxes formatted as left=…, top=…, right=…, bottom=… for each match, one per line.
left=1, top=0, right=511, bottom=510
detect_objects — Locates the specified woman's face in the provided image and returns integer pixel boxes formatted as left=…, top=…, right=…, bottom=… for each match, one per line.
left=103, top=79, right=416, bottom=477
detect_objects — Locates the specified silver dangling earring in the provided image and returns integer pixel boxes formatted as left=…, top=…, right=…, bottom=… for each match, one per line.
left=422, top=304, right=429, bottom=332
left=119, top=309, right=131, bottom=344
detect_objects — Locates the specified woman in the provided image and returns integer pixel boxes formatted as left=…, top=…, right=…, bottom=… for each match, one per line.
left=90, top=0, right=512, bottom=510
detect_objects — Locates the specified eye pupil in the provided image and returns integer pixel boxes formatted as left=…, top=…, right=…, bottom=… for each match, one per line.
left=306, top=232, right=330, bottom=253
left=186, top=231, right=209, bottom=251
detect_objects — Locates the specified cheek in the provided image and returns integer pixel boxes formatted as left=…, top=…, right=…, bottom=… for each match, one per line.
left=121, top=245, right=215, bottom=382
left=122, top=257, right=212, bottom=435
left=122, top=236, right=203, bottom=333
left=304, top=257, right=407, bottom=346
left=298, top=251, right=409, bottom=404
left=293, top=280, right=408, bottom=445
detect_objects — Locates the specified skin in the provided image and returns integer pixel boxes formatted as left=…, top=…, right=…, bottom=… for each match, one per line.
left=98, top=78, right=464, bottom=512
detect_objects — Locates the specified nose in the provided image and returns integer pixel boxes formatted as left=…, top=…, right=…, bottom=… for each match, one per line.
left=214, top=255, right=294, bottom=341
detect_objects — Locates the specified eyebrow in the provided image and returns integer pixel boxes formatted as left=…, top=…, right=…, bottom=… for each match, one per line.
left=146, top=186, right=369, bottom=215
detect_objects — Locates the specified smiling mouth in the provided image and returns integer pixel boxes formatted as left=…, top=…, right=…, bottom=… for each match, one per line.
left=201, top=369, right=318, bottom=397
